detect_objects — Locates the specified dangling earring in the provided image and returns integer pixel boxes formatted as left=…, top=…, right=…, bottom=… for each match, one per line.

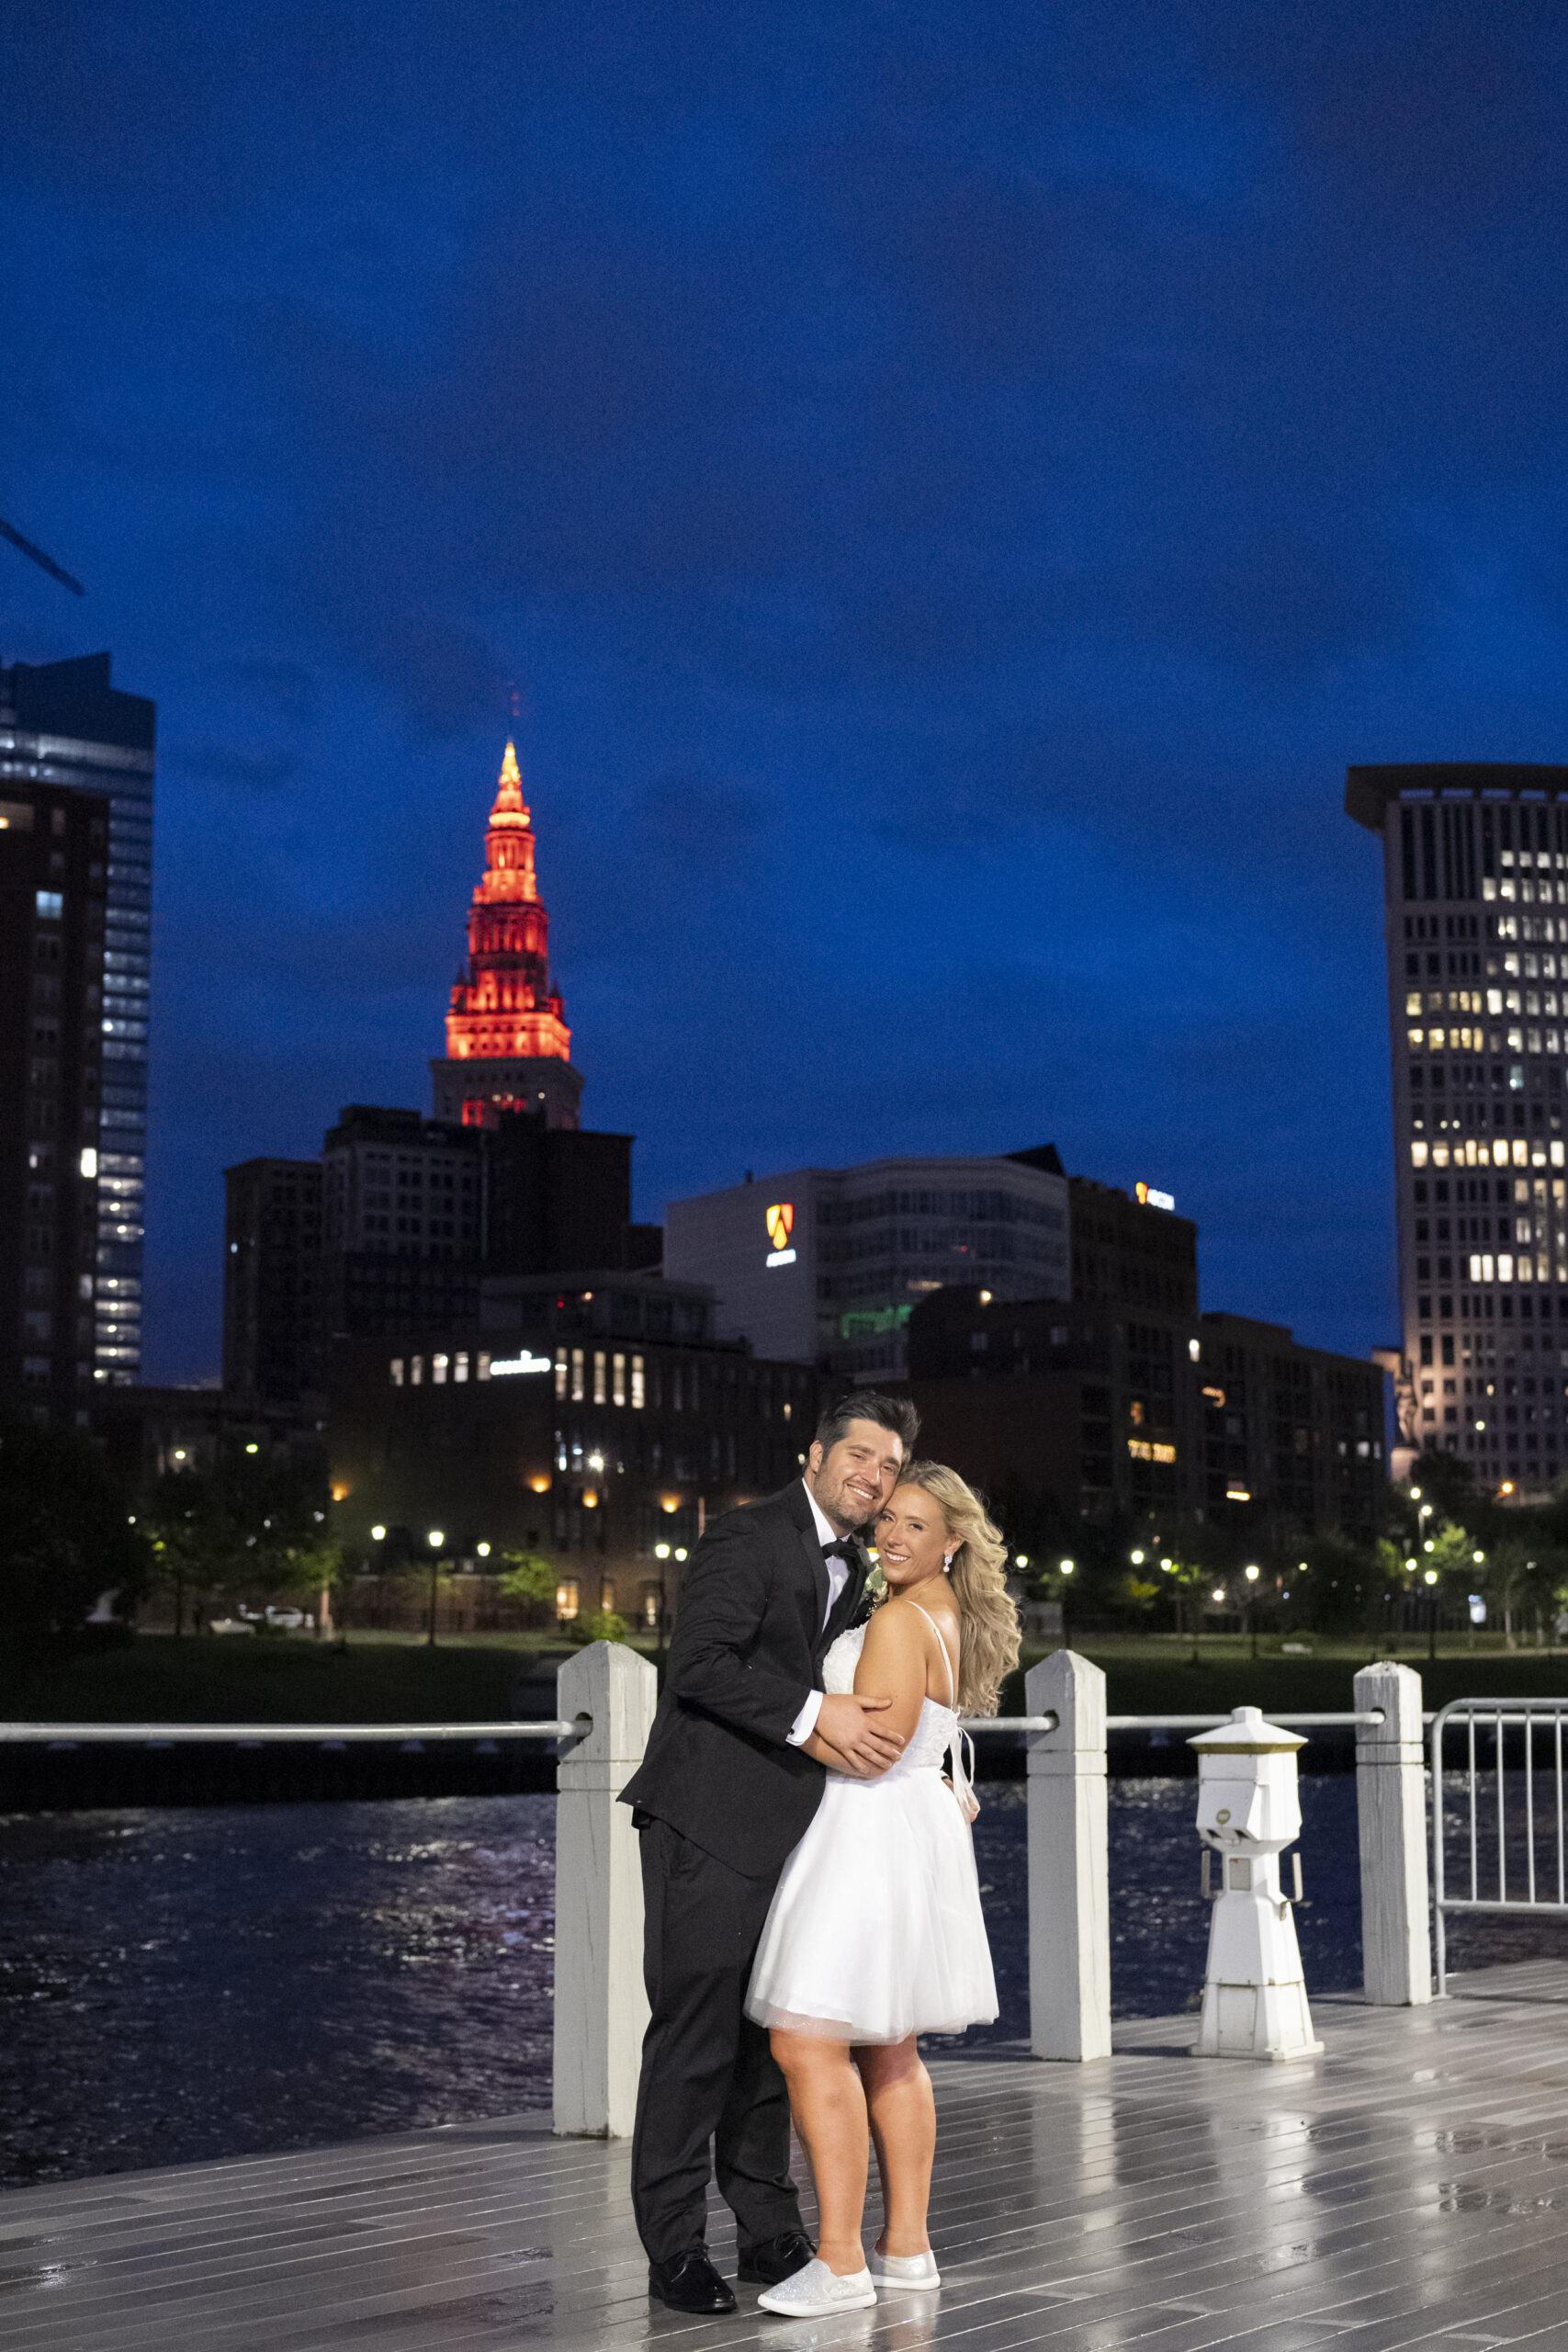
left=942, top=1553, right=954, bottom=1573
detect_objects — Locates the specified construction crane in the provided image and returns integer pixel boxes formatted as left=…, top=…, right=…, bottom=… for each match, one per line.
left=0, top=514, right=85, bottom=595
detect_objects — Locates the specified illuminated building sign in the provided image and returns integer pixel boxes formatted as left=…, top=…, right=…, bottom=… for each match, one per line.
left=1127, top=1439, right=1178, bottom=1464
left=1135, top=1182, right=1176, bottom=1212
left=765, top=1202, right=796, bottom=1268
left=489, top=1352, right=553, bottom=1377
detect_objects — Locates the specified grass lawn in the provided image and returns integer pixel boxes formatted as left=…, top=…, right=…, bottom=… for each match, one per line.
left=1008, top=1630, right=1568, bottom=1720
left=0, top=1630, right=586, bottom=1724
left=7, top=1625, right=1568, bottom=1728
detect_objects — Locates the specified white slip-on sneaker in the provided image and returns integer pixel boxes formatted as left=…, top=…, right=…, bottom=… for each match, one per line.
left=867, top=2247, right=942, bottom=2290
left=756, top=2257, right=877, bottom=2316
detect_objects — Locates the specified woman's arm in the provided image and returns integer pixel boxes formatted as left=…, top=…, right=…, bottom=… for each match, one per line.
left=849, top=1605, right=931, bottom=1759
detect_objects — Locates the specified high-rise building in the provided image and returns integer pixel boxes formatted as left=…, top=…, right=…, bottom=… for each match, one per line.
left=663, top=1150, right=1072, bottom=1380
left=0, top=654, right=155, bottom=1384
left=1065, top=1172, right=1199, bottom=1316
left=430, top=741, right=582, bottom=1131
left=320, top=1105, right=485, bottom=1341
left=224, top=740, right=662, bottom=1402
left=0, top=779, right=108, bottom=1425
left=222, top=1158, right=325, bottom=1405
left=1348, top=761, right=1568, bottom=1491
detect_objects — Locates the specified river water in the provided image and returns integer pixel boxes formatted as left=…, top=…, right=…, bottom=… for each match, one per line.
left=0, top=1780, right=1555, bottom=2188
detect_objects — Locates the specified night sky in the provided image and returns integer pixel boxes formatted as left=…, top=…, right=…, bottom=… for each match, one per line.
left=6, top=3, right=1568, bottom=1384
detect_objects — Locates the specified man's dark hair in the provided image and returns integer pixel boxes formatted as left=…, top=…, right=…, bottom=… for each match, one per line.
left=812, top=1390, right=919, bottom=1458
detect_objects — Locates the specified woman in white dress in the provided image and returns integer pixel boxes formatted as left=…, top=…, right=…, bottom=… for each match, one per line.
left=745, top=1462, right=1021, bottom=2317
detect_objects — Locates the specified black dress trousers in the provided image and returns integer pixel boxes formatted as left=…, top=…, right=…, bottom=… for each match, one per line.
left=630, top=1815, right=803, bottom=2263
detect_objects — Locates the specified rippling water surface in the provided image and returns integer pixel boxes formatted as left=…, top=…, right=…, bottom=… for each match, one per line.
left=1, top=1779, right=1557, bottom=2187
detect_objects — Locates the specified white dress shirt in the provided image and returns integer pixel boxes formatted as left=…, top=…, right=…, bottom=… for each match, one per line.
left=786, top=1481, right=854, bottom=1747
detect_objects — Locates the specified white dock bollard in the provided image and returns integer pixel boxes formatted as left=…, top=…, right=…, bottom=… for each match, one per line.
left=1353, top=1661, right=1431, bottom=2007
left=553, top=1641, right=657, bottom=2136
left=1190, top=1706, right=1323, bottom=2062
left=1026, top=1649, right=1111, bottom=2062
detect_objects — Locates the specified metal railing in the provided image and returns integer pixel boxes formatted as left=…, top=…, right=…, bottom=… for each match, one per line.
left=0, top=1707, right=1389, bottom=1746
left=0, top=1719, right=582, bottom=1747
left=1431, top=1697, right=1568, bottom=1995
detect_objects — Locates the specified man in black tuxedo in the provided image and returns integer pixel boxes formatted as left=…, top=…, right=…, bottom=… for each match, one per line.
left=620, top=1390, right=919, bottom=2312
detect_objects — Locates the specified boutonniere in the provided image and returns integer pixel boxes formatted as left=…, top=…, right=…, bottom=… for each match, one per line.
left=863, top=1557, right=888, bottom=1609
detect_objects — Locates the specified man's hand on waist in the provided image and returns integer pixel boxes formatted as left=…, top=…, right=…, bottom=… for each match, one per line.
left=815, top=1691, right=904, bottom=1774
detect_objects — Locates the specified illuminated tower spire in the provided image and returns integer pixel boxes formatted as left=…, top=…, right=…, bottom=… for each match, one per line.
left=430, top=740, right=584, bottom=1129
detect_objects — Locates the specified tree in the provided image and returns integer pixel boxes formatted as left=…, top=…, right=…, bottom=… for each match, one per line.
left=496, top=1549, right=560, bottom=1631
left=0, top=1419, right=150, bottom=1679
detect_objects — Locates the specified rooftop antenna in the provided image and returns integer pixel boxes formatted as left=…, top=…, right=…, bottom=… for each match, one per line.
left=0, top=515, right=85, bottom=596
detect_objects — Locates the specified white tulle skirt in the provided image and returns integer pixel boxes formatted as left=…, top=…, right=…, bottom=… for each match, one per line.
left=745, top=1762, right=998, bottom=2044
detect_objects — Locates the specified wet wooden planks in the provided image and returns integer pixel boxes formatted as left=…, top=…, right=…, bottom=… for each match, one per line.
left=6, top=1960, right=1568, bottom=2349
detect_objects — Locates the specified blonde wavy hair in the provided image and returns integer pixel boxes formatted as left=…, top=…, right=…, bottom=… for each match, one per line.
left=886, top=1460, right=1021, bottom=1716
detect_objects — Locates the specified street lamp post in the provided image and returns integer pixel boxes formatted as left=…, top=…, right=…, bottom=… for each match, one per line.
left=1245, top=1564, right=1260, bottom=1661
left=426, top=1530, right=446, bottom=1647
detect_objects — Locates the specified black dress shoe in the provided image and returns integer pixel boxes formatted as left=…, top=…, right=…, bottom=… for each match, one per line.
left=648, top=2250, right=738, bottom=2312
left=737, top=2230, right=817, bottom=2286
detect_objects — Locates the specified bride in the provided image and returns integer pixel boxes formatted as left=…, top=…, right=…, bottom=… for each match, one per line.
left=744, top=1462, right=1021, bottom=2317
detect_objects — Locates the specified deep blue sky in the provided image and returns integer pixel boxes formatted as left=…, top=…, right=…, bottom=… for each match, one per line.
left=6, top=1, right=1568, bottom=1384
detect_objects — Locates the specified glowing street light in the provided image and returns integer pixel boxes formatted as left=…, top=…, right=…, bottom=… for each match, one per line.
left=1058, top=1558, right=1075, bottom=1575
left=1130, top=1548, right=1145, bottom=1565
left=370, top=1524, right=386, bottom=1542
left=428, top=1530, right=445, bottom=1549
left=1244, top=1565, right=1259, bottom=1582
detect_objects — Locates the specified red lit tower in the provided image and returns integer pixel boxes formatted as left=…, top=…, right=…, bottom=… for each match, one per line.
left=430, top=741, right=584, bottom=1130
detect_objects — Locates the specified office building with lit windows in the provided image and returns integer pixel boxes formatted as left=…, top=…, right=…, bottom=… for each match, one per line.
left=664, top=1148, right=1071, bottom=1383
left=327, top=1272, right=819, bottom=1627
left=1348, top=762, right=1568, bottom=1490
left=1, top=654, right=154, bottom=1386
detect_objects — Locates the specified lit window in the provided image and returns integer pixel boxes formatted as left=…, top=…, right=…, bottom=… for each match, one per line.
left=593, top=1350, right=607, bottom=1405
left=613, top=1351, right=626, bottom=1408
left=35, top=891, right=62, bottom=920
left=477, top=1351, right=491, bottom=1380
left=433, top=1353, right=449, bottom=1384
left=556, top=1579, right=580, bottom=1622
left=390, top=1357, right=404, bottom=1386
left=454, top=1351, right=468, bottom=1381
left=556, top=1347, right=568, bottom=1399
left=411, top=1354, right=423, bottom=1385
left=571, top=1347, right=585, bottom=1402
left=631, top=1353, right=645, bottom=1409
left=600, top=1579, right=615, bottom=1613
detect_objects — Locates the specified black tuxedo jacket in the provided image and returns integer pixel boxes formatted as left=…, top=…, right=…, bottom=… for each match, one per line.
left=619, top=1479, right=868, bottom=1878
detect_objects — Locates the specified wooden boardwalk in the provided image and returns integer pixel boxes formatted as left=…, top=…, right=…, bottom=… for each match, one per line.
left=6, top=1959, right=1568, bottom=2350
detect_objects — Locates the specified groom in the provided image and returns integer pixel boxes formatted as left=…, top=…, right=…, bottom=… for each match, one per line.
left=620, top=1390, right=919, bottom=2312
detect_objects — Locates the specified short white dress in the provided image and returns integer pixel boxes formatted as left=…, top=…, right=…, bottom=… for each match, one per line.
left=745, top=1605, right=998, bottom=2044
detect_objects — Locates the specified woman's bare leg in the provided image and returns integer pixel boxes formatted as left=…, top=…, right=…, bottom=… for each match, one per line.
left=769, top=2030, right=869, bottom=2275
left=858, top=2039, right=935, bottom=2256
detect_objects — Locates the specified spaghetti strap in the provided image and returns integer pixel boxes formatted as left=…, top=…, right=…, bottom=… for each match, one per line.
left=908, top=1599, right=956, bottom=1708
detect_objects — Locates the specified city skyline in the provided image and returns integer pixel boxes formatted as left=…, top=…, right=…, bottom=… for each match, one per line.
left=6, top=3, right=1568, bottom=1384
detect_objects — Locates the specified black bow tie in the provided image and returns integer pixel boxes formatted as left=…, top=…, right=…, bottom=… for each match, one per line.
left=821, top=1538, right=859, bottom=1565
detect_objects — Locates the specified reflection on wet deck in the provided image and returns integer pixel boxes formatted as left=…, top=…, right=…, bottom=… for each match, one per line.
left=6, top=1958, right=1568, bottom=2350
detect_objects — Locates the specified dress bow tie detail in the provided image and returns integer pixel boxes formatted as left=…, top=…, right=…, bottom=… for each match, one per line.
left=821, top=1538, right=859, bottom=1565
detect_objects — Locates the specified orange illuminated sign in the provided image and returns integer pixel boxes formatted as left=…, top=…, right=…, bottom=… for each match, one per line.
left=766, top=1203, right=794, bottom=1250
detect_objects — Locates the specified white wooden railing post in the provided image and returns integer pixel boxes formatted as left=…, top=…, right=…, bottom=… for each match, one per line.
left=1026, top=1648, right=1111, bottom=2061
left=553, top=1640, right=657, bottom=2135
left=1353, top=1660, right=1431, bottom=2007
